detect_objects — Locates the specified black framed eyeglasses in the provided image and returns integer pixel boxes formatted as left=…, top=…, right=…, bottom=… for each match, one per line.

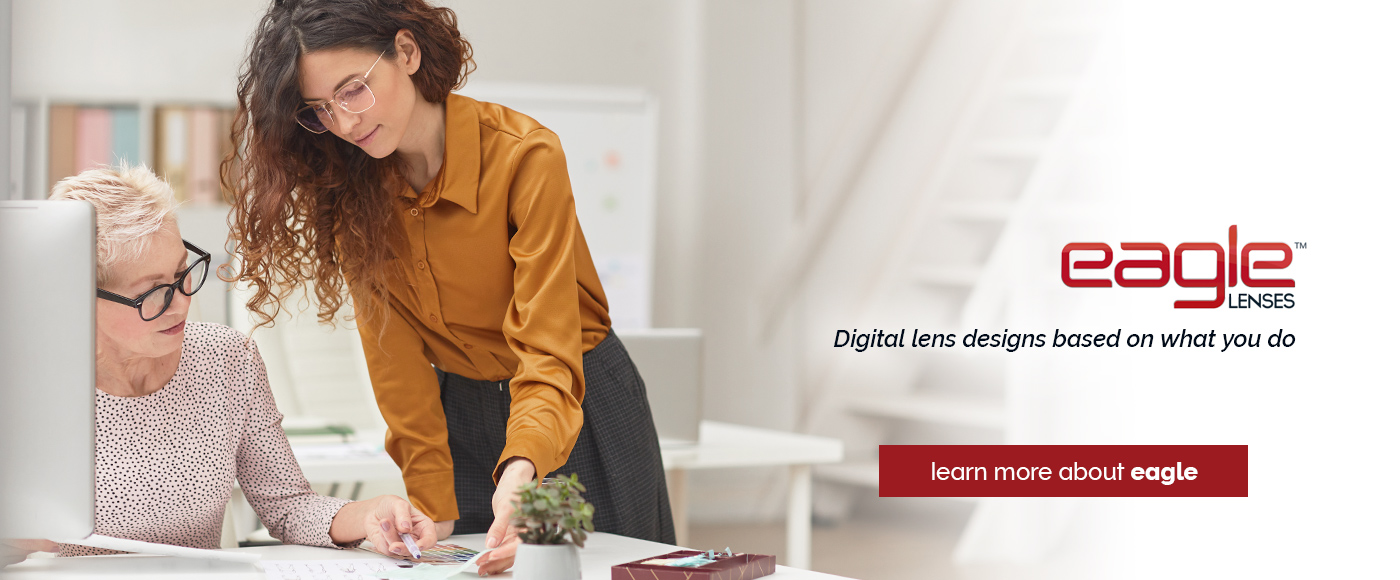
left=97, top=240, right=212, bottom=321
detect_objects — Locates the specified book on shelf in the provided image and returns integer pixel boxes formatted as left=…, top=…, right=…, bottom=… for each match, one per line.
left=47, top=104, right=77, bottom=189
left=187, top=108, right=219, bottom=204
left=74, top=108, right=114, bottom=172
left=111, top=108, right=141, bottom=170
left=154, top=105, right=237, bottom=205
left=155, top=107, right=187, bottom=201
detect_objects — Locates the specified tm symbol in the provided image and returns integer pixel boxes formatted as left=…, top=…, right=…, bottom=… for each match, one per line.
left=1294, top=242, right=1307, bottom=249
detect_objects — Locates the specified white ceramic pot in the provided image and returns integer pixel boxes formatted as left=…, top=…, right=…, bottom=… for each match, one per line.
left=512, top=543, right=582, bottom=580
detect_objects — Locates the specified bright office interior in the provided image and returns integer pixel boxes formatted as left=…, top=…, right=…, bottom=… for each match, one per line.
left=3, top=0, right=1126, bottom=578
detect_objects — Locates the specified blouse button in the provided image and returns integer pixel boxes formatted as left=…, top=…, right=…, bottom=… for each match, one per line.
left=430, top=314, right=439, bottom=323
left=410, top=208, right=420, bottom=217
left=417, top=261, right=426, bottom=270
left=464, top=343, right=474, bottom=350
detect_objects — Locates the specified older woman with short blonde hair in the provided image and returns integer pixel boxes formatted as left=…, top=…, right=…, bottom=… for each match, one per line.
left=9, top=165, right=436, bottom=560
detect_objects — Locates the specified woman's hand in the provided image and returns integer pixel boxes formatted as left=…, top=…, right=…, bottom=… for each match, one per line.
left=331, top=495, right=437, bottom=558
left=473, top=457, right=535, bottom=575
left=0, top=539, right=59, bottom=566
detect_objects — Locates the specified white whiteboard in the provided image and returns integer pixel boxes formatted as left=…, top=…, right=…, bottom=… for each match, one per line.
left=458, top=84, right=657, bottom=329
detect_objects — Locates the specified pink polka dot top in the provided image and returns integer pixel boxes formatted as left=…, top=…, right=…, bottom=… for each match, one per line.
left=61, top=322, right=352, bottom=556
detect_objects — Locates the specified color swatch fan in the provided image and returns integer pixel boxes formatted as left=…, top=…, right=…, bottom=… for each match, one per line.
left=358, top=543, right=481, bottom=564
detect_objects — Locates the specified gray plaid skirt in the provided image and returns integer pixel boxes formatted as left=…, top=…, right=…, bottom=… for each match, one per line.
left=436, top=330, right=675, bottom=544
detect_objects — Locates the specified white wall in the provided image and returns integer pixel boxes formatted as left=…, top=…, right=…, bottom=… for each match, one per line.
left=11, top=0, right=263, bottom=103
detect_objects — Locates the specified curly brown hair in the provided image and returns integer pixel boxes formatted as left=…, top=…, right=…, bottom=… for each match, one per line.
left=221, top=0, right=475, bottom=328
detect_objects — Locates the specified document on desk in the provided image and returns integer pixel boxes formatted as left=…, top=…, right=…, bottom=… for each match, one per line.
left=262, top=559, right=405, bottom=579
left=64, top=533, right=261, bottom=563
left=260, top=559, right=465, bottom=580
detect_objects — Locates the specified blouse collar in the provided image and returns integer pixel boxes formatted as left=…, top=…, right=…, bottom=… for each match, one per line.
left=404, top=93, right=481, bottom=214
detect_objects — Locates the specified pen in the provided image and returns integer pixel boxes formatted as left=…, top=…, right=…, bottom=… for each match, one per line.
left=400, top=532, right=422, bottom=559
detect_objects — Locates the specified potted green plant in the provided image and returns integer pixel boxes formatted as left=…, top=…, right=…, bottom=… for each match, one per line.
left=510, top=474, right=595, bottom=580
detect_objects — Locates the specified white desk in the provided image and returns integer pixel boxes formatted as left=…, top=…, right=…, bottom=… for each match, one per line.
left=293, top=444, right=401, bottom=485
left=659, top=422, right=843, bottom=571
left=0, top=533, right=856, bottom=579
left=291, top=422, right=843, bottom=571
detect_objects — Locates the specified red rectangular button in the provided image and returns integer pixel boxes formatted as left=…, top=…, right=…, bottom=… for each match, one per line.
left=879, top=445, right=1248, bottom=497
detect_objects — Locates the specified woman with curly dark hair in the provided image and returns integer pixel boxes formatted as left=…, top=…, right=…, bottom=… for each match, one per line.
left=221, top=0, right=674, bottom=573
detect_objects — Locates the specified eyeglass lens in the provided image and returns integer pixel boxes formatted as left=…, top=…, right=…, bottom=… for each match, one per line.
left=136, top=257, right=209, bottom=321
left=138, top=287, right=175, bottom=321
left=336, top=80, right=374, bottom=114
left=296, top=106, right=329, bottom=133
left=182, top=259, right=210, bottom=296
left=295, top=79, right=375, bottom=133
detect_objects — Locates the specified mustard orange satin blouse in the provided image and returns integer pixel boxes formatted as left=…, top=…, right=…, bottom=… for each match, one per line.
left=354, top=93, right=610, bottom=521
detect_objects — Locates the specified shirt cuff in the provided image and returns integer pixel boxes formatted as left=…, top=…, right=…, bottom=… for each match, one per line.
left=404, top=470, right=460, bottom=523
left=494, top=429, right=563, bottom=484
left=324, top=500, right=362, bottom=550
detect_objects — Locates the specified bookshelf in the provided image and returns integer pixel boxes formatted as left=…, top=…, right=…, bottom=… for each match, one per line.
left=11, top=99, right=237, bottom=204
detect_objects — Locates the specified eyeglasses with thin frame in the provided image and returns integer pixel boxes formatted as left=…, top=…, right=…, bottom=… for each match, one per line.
left=294, top=49, right=387, bottom=134
left=97, top=240, right=212, bottom=322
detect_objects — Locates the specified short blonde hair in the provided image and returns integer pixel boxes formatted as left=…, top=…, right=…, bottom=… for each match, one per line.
left=49, top=165, right=179, bottom=287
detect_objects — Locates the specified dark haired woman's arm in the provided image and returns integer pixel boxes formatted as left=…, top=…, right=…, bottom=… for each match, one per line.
left=473, top=127, right=594, bottom=574
left=352, top=296, right=460, bottom=525
left=493, top=127, right=591, bottom=485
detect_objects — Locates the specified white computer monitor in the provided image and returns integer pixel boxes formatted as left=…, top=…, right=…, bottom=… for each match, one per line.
left=0, top=200, right=97, bottom=540
left=614, top=328, right=703, bottom=446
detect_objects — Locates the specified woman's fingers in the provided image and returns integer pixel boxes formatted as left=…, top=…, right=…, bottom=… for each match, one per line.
left=367, top=526, right=391, bottom=557
left=391, top=499, right=414, bottom=535
left=477, top=539, right=516, bottom=567
left=484, top=510, right=509, bottom=549
left=477, top=537, right=518, bottom=576
left=478, top=475, right=526, bottom=574
left=412, top=517, right=438, bottom=549
left=3, top=539, right=58, bottom=553
left=486, top=483, right=523, bottom=549
left=367, top=497, right=421, bottom=555
left=0, top=539, right=61, bottom=567
left=382, top=521, right=409, bottom=556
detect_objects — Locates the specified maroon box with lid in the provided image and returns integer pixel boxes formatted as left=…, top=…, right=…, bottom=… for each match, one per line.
left=612, top=550, right=777, bottom=580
